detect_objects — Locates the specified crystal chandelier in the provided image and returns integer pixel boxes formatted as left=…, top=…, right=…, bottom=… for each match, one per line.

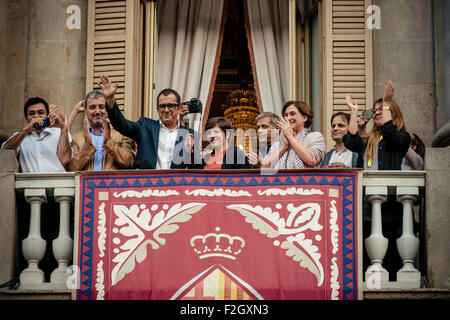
left=224, top=89, right=259, bottom=154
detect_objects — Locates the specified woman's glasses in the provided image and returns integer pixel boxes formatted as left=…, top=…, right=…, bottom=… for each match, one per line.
left=371, top=105, right=383, bottom=114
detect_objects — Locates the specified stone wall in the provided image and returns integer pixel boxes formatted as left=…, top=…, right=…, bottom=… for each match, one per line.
left=373, top=0, right=437, bottom=146
left=433, top=0, right=450, bottom=130
left=425, top=147, right=450, bottom=288
left=0, top=151, right=19, bottom=286
left=0, top=0, right=88, bottom=137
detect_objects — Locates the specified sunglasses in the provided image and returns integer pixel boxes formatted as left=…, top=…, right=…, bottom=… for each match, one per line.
left=371, top=105, right=383, bottom=113
left=157, top=103, right=179, bottom=110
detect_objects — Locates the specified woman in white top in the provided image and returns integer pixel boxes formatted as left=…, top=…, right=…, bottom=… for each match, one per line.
left=262, top=101, right=325, bottom=169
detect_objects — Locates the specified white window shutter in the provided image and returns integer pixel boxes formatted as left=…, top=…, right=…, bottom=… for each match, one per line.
left=323, top=0, right=374, bottom=148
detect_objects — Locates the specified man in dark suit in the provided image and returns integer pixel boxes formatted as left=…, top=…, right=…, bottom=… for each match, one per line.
left=99, top=75, right=200, bottom=169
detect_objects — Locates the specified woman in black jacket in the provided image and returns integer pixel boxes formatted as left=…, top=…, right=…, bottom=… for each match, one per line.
left=186, top=117, right=250, bottom=170
left=343, top=81, right=411, bottom=281
left=343, top=81, right=411, bottom=170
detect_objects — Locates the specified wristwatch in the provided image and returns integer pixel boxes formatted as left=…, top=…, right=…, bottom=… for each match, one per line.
left=383, top=106, right=390, bottom=110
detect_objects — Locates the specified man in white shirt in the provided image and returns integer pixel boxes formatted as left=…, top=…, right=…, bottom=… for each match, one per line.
left=1, top=97, right=72, bottom=173
left=100, top=75, right=200, bottom=169
left=321, top=112, right=360, bottom=169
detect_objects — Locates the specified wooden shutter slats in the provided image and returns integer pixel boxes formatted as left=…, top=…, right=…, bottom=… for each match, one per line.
left=95, top=1, right=126, bottom=8
left=333, top=0, right=364, bottom=5
left=95, top=7, right=126, bottom=14
left=96, top=18, right=126, bottom=25
left=87, top=0, right=140, bottom=118
left=95, top=47, right=125, bottom=54
left=94, top=53, right=126, bottom=60
left=94, top=64, right=125, bottom=72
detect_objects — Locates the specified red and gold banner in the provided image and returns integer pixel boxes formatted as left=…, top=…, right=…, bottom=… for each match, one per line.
left=73, top=170, right=362, bottom=300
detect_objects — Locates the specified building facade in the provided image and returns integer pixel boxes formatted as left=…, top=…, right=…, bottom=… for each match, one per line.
left=0, top=0, right=449, bottom=299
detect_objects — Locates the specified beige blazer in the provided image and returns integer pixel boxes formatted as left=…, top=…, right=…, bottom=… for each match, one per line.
left=68, top=128, right=134, bottom=171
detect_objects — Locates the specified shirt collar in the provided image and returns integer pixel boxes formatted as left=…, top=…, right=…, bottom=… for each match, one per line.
left=32, top=126, right=57, bottom=137
left=333, top=145, right=348, bottom=153
left=89, top=127, right=104, bottom=136
left=159, top=120, right=180, bottom=132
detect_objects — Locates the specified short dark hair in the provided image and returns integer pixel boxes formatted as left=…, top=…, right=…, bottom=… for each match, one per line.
left=281, top=100, right=314, bottom=128
left=84, top=91, right=106, bottom=107
left=205, top=117, right=233, bottom=133
left=330, top=112, right=350, bottom=125
left=156, top=88, right=181, bottom=106
left=24, top=97, right=49, bottom=117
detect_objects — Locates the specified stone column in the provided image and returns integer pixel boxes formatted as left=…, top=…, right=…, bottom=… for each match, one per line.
left=0, top=150, right=19, bottom=286
left=425, top=147, right=450, bottom=288
left=396, top=186, right=421, bottom=288
left=51, top=188, right=74, bottom=289
left=364, top=186, right=389, bottom=283
left=373, top=0, right=435, bottom=145
left=24, top=0, right=87, bottom=134
left=20, top=188, right=47, bottom=289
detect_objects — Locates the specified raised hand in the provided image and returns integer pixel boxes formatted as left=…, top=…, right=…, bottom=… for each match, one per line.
left=97, top=75, right=119, bottom=99
left=66, top=100, right=86, bottom=130
left=184, top=133, right=194, bottom=154
left=247, top=151, right=262, bottom=168
left=49, top=105, right=67, bottom=129
left=384, top=80, right=394, bottom=102
left=102, top=120, right=111, bottom=142
left=278, top=118, right=294, bottom=140
left=73, top=100, right=85, bottom=113
left=180, top=104, right=189, bottom=117
left=25, top=117, right=44, bottom=133
left=48, top=104, right=58, bottom=123
left=83, top=118, right=92, bottom=145
left=346, top=93, right=359, bottom=112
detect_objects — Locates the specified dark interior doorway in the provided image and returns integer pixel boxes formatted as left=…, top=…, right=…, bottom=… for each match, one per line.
left=207, top=0, right=255, bottom=119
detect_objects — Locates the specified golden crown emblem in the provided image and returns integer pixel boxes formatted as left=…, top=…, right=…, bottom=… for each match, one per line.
left=190, top=227, right=245, bottom=260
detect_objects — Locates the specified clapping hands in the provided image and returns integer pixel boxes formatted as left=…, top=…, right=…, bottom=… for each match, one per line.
left=49, top=104, right=67, bottom=129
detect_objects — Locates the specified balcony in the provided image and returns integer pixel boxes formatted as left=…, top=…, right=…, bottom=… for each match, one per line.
left=0, top=167, right=448, bottom=300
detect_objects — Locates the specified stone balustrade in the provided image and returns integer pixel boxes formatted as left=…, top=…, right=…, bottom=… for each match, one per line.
left=11, top=170, right=426, bottom=291
left=14, top=173, right=75, bottom=290
left=363, top=171, right=426, bottom=289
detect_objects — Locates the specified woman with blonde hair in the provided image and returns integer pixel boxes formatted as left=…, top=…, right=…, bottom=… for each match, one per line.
left=344, top=81, right=412, bottom=281
left=343, top=81, right=411, bottom=170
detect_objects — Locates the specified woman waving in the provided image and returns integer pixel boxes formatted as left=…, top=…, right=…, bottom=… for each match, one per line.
left=343, top=81, right=411, bottom=170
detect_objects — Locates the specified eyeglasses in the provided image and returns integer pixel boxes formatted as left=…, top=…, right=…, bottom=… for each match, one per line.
left=157, top=103, right=179, bottom=110
left=371, top=105, right=383, bottom=114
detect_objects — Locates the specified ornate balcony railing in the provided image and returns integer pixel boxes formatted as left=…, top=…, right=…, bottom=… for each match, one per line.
left=14, top=172, right=75, bottom=290
left=10, top=170, right=426, bottom=293
left=363, top=170, right=426, bottom=289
